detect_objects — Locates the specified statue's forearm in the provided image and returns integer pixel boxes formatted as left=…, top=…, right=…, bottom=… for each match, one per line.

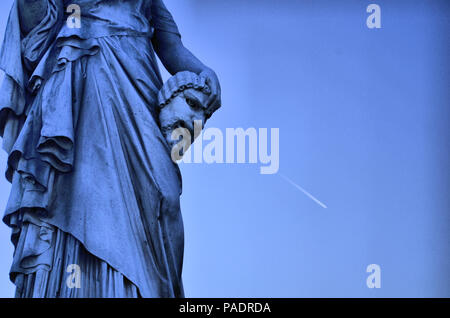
left=152, top=31, right=209, bottom=76
left=164, top=45, right=208, bottom=76
left=18, top=0, right=48, bottom=34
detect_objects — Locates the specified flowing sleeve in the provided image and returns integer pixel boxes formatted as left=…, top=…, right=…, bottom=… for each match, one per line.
left=0, top=0, right=62, bottom=167
left=151, top=0, right=181, bottom=37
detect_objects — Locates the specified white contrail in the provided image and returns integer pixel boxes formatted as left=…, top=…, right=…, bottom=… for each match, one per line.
left=279, top=174, right=328, bottom=209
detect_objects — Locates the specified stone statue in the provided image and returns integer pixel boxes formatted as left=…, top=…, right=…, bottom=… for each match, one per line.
left=0, top=0, right=221, bottom=298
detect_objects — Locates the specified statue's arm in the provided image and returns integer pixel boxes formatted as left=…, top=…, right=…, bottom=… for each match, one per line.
left=152, top=31, right=206, bottom=77
left=153, top=30, right=221, bottom=115
left=18, top=0, right=48, bottom=34
left=151, top=0, right=221, bottom=114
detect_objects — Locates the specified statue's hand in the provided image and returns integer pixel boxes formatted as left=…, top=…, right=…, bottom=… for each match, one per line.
left=200, top=68, right=222, bottom=119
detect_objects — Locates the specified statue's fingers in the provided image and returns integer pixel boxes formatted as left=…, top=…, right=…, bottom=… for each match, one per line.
left=207, top=91, right=218, bottom=109
left=205, top=98, right=216, bottom=118
left=205, top=78, right=218, bottom=107
left=212, top=87, right=222, bottom=112
left=207, top=98, right=221, bottom=118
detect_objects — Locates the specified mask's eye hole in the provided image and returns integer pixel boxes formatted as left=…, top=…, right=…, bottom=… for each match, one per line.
left=186, top=98, right=194, bottom=107
left=185, top=97, right=201, bottom=110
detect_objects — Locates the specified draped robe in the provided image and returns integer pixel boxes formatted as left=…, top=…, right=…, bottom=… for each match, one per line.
left=0, top=0, right=185, bottom=298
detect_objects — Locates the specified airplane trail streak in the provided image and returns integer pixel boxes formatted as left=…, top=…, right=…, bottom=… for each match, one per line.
left=280, top=174, right=328, bottom=209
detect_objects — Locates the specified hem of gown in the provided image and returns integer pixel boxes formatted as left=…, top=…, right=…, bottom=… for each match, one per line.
left=12, top=215, right=141, bottom=298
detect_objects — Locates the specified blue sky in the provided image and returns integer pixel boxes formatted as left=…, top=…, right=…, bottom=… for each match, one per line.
left=0, top=0, right=449, bottom=297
